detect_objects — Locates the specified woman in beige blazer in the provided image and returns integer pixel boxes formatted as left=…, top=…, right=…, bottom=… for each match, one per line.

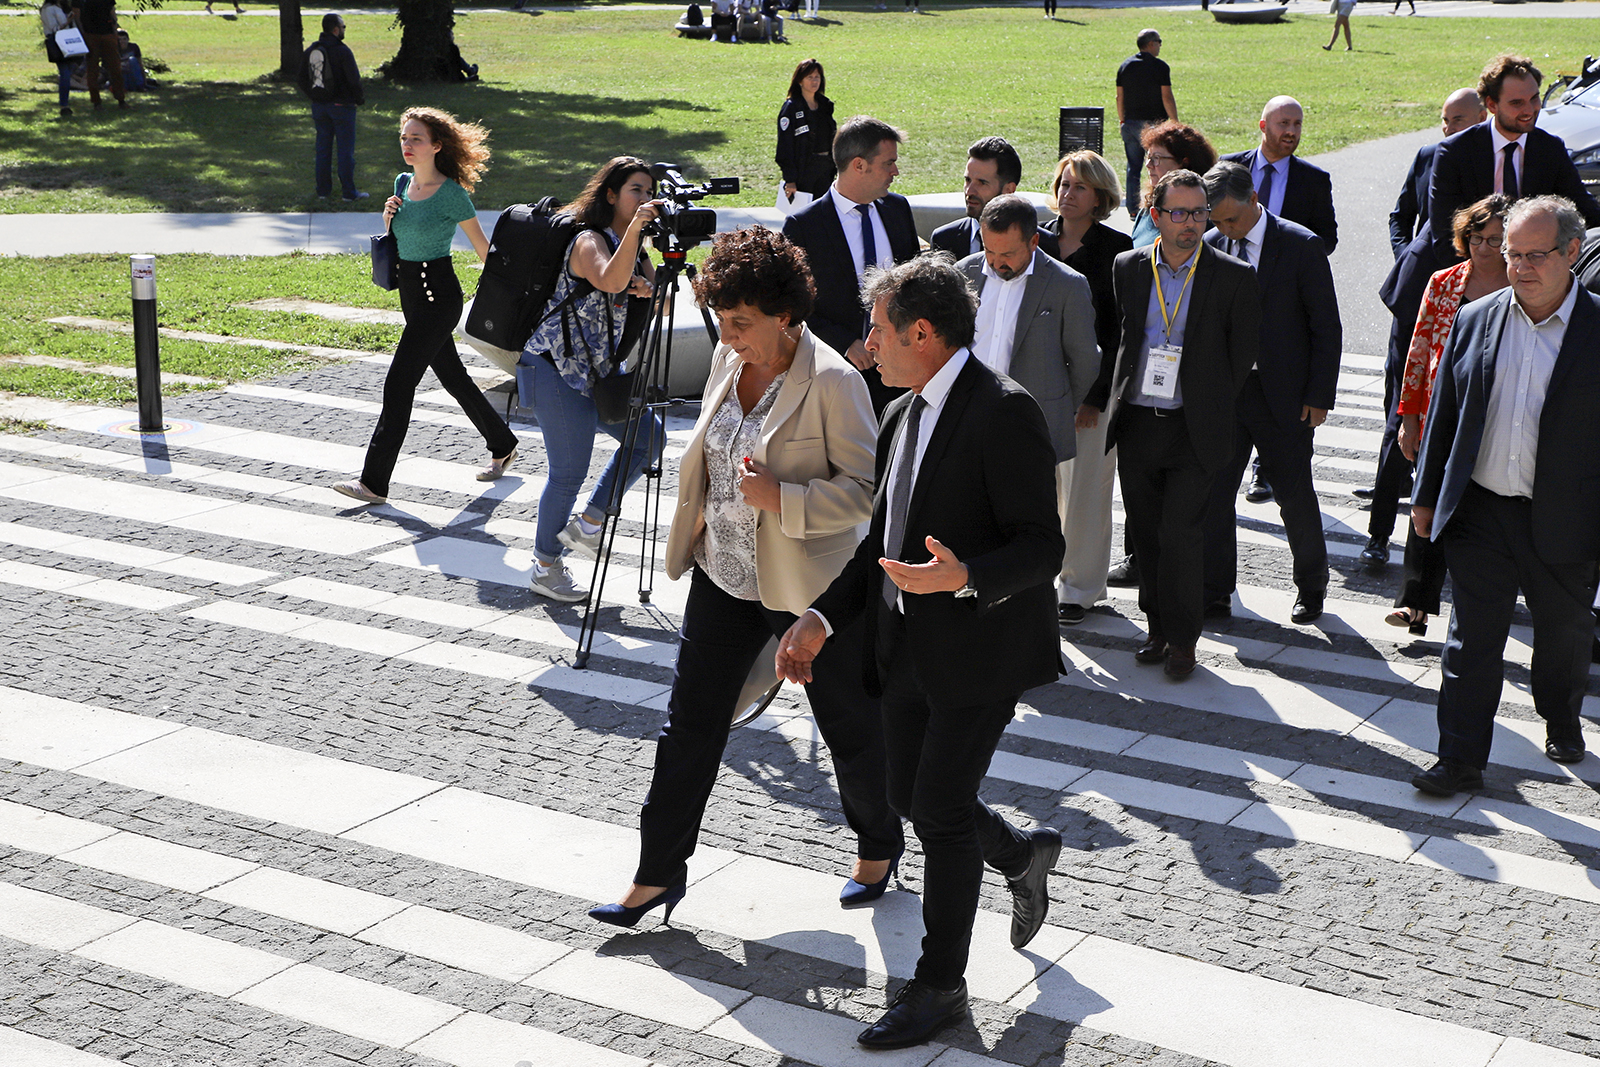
left=590, top=228, right=903, bottom=928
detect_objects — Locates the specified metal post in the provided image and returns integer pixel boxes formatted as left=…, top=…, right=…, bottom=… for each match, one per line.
left=130, top=254, right=166, bottom=433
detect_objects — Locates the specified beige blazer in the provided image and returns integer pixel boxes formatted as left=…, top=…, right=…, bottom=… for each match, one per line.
left=665, top=329, right=877, bottom=616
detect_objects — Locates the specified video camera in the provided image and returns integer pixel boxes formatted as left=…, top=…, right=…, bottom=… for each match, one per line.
left=645, top=163, right=740, bottom=249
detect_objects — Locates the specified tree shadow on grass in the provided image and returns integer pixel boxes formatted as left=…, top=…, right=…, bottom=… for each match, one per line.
left=4, top=81, right=728, bottom=213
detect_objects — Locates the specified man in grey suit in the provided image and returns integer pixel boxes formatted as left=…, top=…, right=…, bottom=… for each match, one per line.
left=1410, top=196, right=1600, bottom=796
left=956, top=194, right=1101, bottom=624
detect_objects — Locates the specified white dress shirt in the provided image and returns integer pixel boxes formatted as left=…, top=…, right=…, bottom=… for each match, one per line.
left=972, top=253, right=1036, bottom=376
left=1471, top=278, right=1578, bottom=498
left=828, top=184, right=893, bottom=283
left=1230, top=206, right=1270, bottom=269
left=1489, top=124, right=1526, bottom=198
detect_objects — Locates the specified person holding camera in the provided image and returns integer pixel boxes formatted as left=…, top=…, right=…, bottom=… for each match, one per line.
left=521, top=156, right=664, bottom=604
left=333, top=107, right=519, bottom=509
left=590, top=226, right=902, bottom=929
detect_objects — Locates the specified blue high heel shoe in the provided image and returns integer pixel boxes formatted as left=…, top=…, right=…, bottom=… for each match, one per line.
left=588, top=881, right=687, bottom=928
left=840, top=850, right=902, bottom=907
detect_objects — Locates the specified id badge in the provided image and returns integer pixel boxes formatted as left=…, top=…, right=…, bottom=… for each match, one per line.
left=1143, top=344, right=1182, bottom=401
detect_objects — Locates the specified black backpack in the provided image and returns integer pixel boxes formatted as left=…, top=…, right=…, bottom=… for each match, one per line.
left=298, top=40, right=335, bottom=103
left=467, top=197, right=584, bottom=352
left=684, top=3, right=704, bottom=24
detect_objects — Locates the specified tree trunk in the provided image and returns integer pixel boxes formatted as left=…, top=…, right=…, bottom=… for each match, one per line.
left=385, top=0, right=454, bottom=83
left=278, top=0, right=303, bottom=78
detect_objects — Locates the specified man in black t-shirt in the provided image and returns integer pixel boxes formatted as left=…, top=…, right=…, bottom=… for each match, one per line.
left=73, top=0, right=126, bottom=108
left=1114, top=28, right=1176, bottom=218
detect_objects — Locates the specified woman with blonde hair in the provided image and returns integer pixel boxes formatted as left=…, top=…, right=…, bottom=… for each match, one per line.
left=334, top=107, right=519, bottom=505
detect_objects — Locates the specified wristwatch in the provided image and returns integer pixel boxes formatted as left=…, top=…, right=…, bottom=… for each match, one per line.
left=954, top=579, right=977, bottom=599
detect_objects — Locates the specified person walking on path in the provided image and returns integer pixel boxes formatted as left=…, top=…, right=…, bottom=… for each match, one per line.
left=333, top=107, right=518, bottom=508
left=1390, top=0, right=1414, bottom=13
left=1324, top=0, right=1356, bottom=51
left=72, top=0, right=124, bottom=110
left=39, top=0, right=75, bottom=118
left=299, top=14, right=368, bottom=203
left=1115, top=29, right=1177, bottom=223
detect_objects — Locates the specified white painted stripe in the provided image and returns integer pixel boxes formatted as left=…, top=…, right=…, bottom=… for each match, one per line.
left=0, top=880, right=136, bottom=951
left=0, top=1026, right=124, bottom=1067
left=60, top=831, right=257, bottom=894
left=0, top=520, right=274, bottom=586
left=76, top=918, right=297, bottom=998
left=205, top=867, right=409, bottom=936
left=705, top=995, right=938, bottom=1067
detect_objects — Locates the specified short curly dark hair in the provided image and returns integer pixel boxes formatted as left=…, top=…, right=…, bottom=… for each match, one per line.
left=693, top=227, right=815, bottom=325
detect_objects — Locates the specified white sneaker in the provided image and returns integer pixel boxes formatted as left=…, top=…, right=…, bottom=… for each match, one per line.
left=557, top=516, right=603, bottom=561
left=530, top=558, right=589, bottom=603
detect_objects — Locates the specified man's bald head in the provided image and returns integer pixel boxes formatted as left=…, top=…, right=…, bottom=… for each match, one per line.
left=1441, top=87, right=1486, bottom=137
left=1258, top=96, right=1304, bottom=162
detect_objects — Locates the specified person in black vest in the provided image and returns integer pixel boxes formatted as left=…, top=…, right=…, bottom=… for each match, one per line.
left=775, top=59, right=836, bottom=203
left=299, top=14, right=367, bottom=202
left=1115, top=29, right=1177, bottom=222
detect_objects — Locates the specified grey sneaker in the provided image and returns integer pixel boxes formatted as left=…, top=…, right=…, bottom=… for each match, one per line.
left=557, top=516, right=603, bottom=561
left=529, top=558, right=588, bottom=603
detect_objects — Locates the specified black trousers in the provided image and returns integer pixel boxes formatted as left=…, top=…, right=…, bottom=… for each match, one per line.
left=1394, top=521, right=1448, bottom=615
left=1203, top=373, right=1328, bottom=602
left=361, top=257, right=519, bottom=497
left=1435, top=483, right=1598, bottom=768
left=1368, top=328, right=1413, bottom=541
left=635, top=566, right=903, bottom=886
left=877, top=609, right=1030, bottom=990
left=1117, top=405, right=1214, bottom=648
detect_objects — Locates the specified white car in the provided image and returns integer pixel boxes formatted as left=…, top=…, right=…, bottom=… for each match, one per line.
left=1541, top=75, right=1600, bottom=191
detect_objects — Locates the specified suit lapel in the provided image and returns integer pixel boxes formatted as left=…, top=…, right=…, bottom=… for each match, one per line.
left=1184, top=243, right=1217, bottom=338
left=1477, top=287, right=1512, bottom=401
left=1256, top=213, right=1282, bottom=278
left=1010, top=251, right=1048, bottom=355
left=1471, top=125, right=1495, bottom=198
left=902, top=355, right=978, bottom=542
left=1117, top=250, right=1155, bottom=388
left=755, top=332, right=816, bottom=463
left=1541, top=285, right=1594, bottom=405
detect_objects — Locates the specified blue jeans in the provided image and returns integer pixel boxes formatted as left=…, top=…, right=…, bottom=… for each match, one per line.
left=312, top=101, right=357, bottom=199
left=56, top=61, right=72, bottom=108
left=1120, top=120, right=1150, bottom=216
left=526, top=355, right=661, bottom=564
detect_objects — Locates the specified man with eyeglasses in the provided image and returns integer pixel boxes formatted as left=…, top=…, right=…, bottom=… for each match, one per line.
left=1410, top=195, right=1600, bottom=797
left=1106, top=169, right=1259, bottom=679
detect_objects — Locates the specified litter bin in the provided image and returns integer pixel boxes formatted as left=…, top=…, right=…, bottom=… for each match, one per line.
left=1059, top=107, right=1105, bottom=158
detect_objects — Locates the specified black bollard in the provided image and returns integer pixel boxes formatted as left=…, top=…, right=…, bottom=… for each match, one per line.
left=130, top=254, right=166, bottom=433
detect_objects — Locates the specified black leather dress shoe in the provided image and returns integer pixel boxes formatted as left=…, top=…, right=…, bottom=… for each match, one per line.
left=1411, top=758, right=1484, bottom=797
left=1244, top=478, right=1273, bottom=504
left=1546, top=738, right=1587, bottom=765
left=1359, top=536, right=1389, bottom=568
left=1351, top=486, right=1376, bottom=499
left=1106, top=555, right=1140, bottom=587
left=1058, top=603, right=1087, bottom=626
left=1134, top=637, right=1168, bottom=665
left=1163, top=645, right=1197, bottom=679
left=1203, top=597, right=1233, bottom=619
left=1008, top=827, right=1062, bottom=949
left=1290, top=593, right=1324, bottom=624
left=857, top=978, right=968, bottom=1049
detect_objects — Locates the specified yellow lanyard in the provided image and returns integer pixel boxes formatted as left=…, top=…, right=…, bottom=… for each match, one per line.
left=1150, top=240, right=1199, bottom=344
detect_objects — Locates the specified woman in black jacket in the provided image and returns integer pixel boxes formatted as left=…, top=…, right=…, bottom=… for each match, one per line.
left=775, top=59, right=836, bottom=205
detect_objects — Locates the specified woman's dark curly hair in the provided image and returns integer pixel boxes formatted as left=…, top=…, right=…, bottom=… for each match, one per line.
left=693, top=227, right=815, bottom=325
left=1138, top=121, right=1217, bottom=209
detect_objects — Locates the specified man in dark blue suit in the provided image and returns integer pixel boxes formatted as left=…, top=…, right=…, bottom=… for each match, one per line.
left=1199, top=162, right=1341, bottom=625
left=1389, top=88, right=1485, bottom=257
left=782, top=115, right=921, bottom=414
left=929, top=136, right=1020, bottom=260
left=1221, top=96, right=1338, bottom=254
left=1410, top=196, right=1600, bottom=797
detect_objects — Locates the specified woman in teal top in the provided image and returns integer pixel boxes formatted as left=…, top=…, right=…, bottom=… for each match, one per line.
left=334, top=106, right=519, bottom=505
left=1129, top=121, right=1217, bottom=249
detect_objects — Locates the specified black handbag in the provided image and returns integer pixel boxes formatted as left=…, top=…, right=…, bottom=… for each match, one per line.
left=590, top=369, right=636, bottom=425
left=369, top=174, right=411, bottom=291
left=45, top=34, right=65, bottom=64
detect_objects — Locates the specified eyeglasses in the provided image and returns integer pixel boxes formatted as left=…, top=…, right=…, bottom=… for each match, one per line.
left=1503, top=246, right=1562, bottom=268
left=1153, top=207, right=1209, bottom=223
left=1467, top=233, right=1502, bottom=249
left=1146, top=154, right=1178, bottom=168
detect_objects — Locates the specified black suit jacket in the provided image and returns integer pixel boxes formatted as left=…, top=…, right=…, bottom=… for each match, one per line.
left=1221, top=149, right=1338, bottom=253
left=1413, top=286, right=1600, bottom=563
left=1203, top=212, right=1341, bottom=430
left=781, top=191, right=921, bottom=359
left=929, top=217, right=981, bottom=260
left=1389, top=142, right=1437, bottom=256
left=1427, top=121, right=1600, bottom=261
left=811, top=356, right=1065, bottom=705
left=1040, top=217, right=1135, bottom=410
left=1107, top=243, right=1262, bottom=473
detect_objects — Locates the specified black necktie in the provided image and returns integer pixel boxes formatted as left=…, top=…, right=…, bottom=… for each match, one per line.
left=1257, top=162, right=1276, bottom=213
left=857, top=202, right=878, bottom=339
left=881, top=395, right=927, bottom=609
left=1502, top=142, right=1520, bottom=201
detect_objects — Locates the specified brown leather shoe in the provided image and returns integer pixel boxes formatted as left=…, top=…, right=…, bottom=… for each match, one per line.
left=1164, top=645, right=1197, bottom=679
left=1134, top=637, right=1168, bottom=665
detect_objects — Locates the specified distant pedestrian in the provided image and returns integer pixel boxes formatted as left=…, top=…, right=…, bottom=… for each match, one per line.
left=204, top=0, right=244, bottom=13
left=775, top=59, right=835, bottom=204
left=298, top=14, right=368, bottom=202
left=71, top=0, right=125, bottom=109
left=39, top=0, right=74, bottom=118
left=1115, top=29, right=1177, bottom=222
left=1044, top=0, right=1056, bottom=16
left=1323, top=0, right=1355, bottom=51
left=1390, top=0, right=1414, bottom=12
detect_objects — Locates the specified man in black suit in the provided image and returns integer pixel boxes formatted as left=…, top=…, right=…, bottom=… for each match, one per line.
left=1390, top=88, right=1486, bottom=256
left=929, top=136, right=1020, bottom=260
left=1199, top=162, right=1340, bottom=625
left=782, top=114, right=921, bottom=414
left=1428, top=54, right=1600, bottom=266
left=1221, top=96, right=1338, bottom=253
left=1410, top=196, right=1600, bottom=797
left=775, top=257, right=1065, bottom=1050
left=1108, top=169, right=1260, bottom=678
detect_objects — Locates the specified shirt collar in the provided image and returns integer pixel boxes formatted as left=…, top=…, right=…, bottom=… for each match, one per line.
left=1243, top=207, right=1270, bottom=251
left=829, top=183, right=871, bottom=212
left=914, top=348, right=969, bottom=406
left=1490, top=123, right=1525, bottom=153
left=1511, top=273, right=1579, bottom=328
left=1154, top=242, right=1199, bottom=275
left=980, top=249, right=1036, bottom=285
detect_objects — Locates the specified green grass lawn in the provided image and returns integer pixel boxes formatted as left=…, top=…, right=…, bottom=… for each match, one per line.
left=2, top=2, right=1595, bottom=213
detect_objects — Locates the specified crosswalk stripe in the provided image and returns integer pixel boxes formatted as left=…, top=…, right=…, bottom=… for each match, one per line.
left=0, top=1026, right=121, bottom=1067
left=0, top=689, right=1578, bottom=1067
